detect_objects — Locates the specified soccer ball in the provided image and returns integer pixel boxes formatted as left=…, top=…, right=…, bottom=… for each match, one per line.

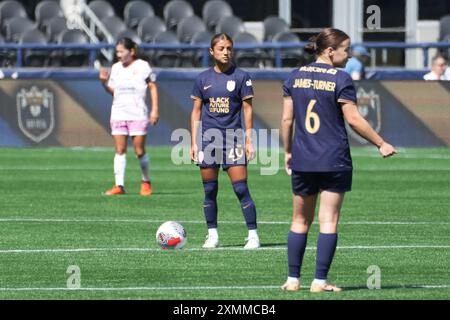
left=155, top=221, right=187, bottom=249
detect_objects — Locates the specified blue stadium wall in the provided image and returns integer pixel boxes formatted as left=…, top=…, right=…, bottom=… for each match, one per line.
left=1, top=70, right=449, bottom=147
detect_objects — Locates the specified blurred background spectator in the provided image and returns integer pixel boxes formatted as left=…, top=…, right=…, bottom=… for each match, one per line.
left=344, top=45, right=370, bottom=80
left=423, top=54, right=450, bottom=80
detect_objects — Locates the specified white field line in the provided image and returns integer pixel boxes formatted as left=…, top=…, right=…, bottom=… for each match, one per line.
left=1, top=245, right=450, bottom=254
left=0, top=284, right=449, bottom=292
left=0, top=218, right=448, bottom=225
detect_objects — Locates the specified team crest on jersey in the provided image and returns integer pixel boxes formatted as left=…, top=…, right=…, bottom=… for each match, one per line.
left=16, top=86, right=55, bottom=143
left=226, top=80, right=236, bottom=92
left=346, top=87, right=381, bottom=144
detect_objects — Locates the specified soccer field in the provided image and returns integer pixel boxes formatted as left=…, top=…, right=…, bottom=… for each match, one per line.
left=0, top=147, right=449, bottom=300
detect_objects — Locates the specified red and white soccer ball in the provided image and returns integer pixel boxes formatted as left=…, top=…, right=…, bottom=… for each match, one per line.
left=156, top=221, right=187, bottom=249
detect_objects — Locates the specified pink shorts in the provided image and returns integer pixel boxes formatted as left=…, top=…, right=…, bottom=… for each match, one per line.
left=110, top=120, right=149, bottom=136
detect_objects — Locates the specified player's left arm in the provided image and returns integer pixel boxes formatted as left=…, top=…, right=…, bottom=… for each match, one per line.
left=148, top=81, right=159, bottom=126
left=242, top=98, right=255, bottom=161
left=341, top=102, right=397, bottom=157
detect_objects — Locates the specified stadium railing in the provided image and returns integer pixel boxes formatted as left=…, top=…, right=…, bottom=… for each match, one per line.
left=1, top=41, right=450, bottom=68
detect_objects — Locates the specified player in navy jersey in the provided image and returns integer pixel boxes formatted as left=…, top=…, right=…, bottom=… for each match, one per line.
left=190, top=33, right=260, bottom=249
left=280, top=28, right=396, bottom=292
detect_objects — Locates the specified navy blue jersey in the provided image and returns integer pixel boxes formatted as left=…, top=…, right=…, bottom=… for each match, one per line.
left=283, top=62, right=357, bottom=172
left=191, top=66, right=254, bottom=137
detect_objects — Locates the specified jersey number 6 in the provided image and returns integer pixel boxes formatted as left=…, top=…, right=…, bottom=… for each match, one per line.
left=305, top=99, right=320, bottom=134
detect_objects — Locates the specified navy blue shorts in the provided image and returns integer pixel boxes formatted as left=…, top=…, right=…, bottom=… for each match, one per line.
left=291, top=171, right=352, bottom=196
left=198, top=143, right=246, bottom=170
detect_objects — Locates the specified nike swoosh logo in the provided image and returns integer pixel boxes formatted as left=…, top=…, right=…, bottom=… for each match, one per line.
left=203, top=85, right=212, bottom=90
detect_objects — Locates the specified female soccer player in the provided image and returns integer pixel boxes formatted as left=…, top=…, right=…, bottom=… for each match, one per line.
left=99, top=37, right=159, bottom=196
left=190, top=33, right=260, bottom=249
left=280, top=28, right=396, bottom=292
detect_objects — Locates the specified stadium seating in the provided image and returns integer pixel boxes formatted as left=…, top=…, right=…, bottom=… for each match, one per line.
left=440, top=34, right=450, bottom=60
left=138, top=16, right=167, bottom=43
left=271, top=31, right=305, bottom=67
left=215, top=16, right=245, bottom=38
left=4, top=16, right=36, bottom=42
left=233, top=32, right=263, bottom=68
left=202, top=0, right=233, bottom=31
left=116, top=29, right=141, bottom=44
left=439, top=15, right=450, bottom=40
left=57, top=28, right=89, bottom=67
left=100, top=16, right=127, bottom=41
left=189, top=30, right=213, bottom=67
left=263, top=16, right=290, bottom=41
left=35, top=0, right=63, bottom=28
left=0, top=33, right=8, bottom=66
left=87, top=0, right=115, bottom=22
left=176, top=15, right=206, bottom=43
left=124, top=0, right=154, bottom=29
left=42, top=16, right=67, bottom=43
left=0, top=0, right=27, bottom=30
left=152, top=30, right=180, bottom=67
left=20, top=28, right=48, bottom=67
left=163, top=0, right=194, bottom=30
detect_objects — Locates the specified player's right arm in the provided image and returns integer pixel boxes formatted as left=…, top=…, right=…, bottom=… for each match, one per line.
left=341, top=102, right=397, bottom=158
left=99, top=68, right=114, bottom=95
left=281, top=97, right=294, bottom=175
left=190, top=98, right=202, bottom=162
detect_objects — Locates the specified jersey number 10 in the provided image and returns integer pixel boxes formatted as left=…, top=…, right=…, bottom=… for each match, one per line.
left=305, top=99, right=320, bottom=134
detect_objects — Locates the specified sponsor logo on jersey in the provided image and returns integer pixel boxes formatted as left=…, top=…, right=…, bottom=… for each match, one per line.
left=209, top=97, right=230, bottom=113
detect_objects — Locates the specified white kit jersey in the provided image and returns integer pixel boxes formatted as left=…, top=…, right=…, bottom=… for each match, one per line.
left=108, top=59, right=156, bottom=120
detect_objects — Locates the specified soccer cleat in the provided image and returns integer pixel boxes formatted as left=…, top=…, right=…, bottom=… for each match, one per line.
left=140, top=181, right=152, bottom=196
left=310, top=282, right=342, bottom=293
left=104, top=185, right=125, bottom=195
left=202, top=235, right=219, bottom=249
left=281, top=281, right=300, bottom=291
left=244, top=235, right=260, bottom=249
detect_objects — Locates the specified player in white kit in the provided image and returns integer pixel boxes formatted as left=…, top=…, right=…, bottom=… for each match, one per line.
left=99, top=38, right=159, bottom=196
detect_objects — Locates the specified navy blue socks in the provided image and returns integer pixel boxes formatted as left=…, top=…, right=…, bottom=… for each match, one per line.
left=315, top=233, right=338, bottom=280
left=203, top=180, right=218, bottom=228
left=232, top=180, right=257, bottom=230
left=287, top=231, right=308, bottom=278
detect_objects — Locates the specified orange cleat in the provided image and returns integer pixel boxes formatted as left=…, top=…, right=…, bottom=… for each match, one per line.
left=140, top=181, right=152, bottom=196
left=104, top=185, right=125, bottom=196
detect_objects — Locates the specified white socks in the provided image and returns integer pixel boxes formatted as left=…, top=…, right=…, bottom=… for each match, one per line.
left=287, top=276, right=299, bottom=283
left=248, top=229, right=258, bottom=239
left=312, top=279, right=327, bottom=285
left=139, top=153, right=150, bottom=182
left=208, top=228, right=218, bottom=239
left=114, top=153, right=126, bottom=186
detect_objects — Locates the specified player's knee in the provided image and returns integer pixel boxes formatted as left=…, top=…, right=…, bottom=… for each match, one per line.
left=291, top=220, right=312, bottom=233
left=135, top=151, right=145, bottom=158
left=203, top=180, right=218, bottom=200
left=134, top=147, right=146, bottom=157
left=115, top=149, right=126, bottom=155
left=319, top=221, right=338, bottom=233
left=232, top=180, right=251, bottom=201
